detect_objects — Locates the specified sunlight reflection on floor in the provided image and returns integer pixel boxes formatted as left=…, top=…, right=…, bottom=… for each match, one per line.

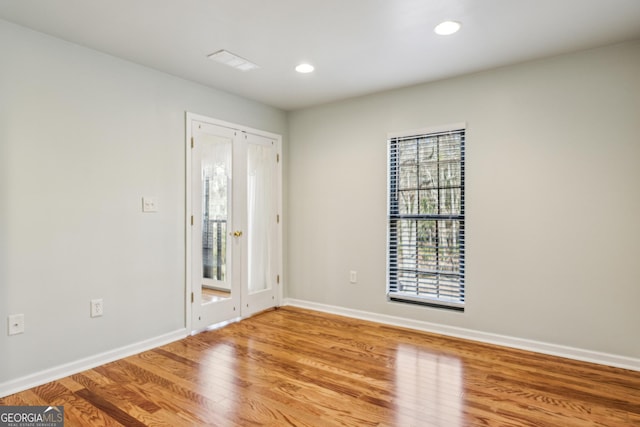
left=394, top=344, right=464, bottom=426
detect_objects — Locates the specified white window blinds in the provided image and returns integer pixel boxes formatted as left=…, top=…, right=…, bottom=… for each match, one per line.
left=388, top=126, right=465, bottom=310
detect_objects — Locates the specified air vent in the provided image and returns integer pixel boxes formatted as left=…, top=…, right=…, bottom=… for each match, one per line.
left=207, top=50, right=260, bottom=72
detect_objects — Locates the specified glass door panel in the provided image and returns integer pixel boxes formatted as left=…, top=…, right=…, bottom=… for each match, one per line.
left=247, top=141, right=274, bottom=293
left=201, top=134, right=231, bottom=296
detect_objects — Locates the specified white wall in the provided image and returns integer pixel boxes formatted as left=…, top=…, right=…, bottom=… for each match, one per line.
left=0, top=19, right=286, bottom=386
left=287, top=40, right=640, bottom=360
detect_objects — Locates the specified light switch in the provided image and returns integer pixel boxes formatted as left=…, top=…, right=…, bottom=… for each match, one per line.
left=142, top=196, right=158, bottom=213
left=350, top=271, right=357, bottom=284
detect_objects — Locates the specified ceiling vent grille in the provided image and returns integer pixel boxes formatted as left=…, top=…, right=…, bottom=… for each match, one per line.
left=207, top=50, right=260, bottom=72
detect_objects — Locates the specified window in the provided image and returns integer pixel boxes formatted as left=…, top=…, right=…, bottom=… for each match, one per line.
left=388, top=125, right=465, bottom=310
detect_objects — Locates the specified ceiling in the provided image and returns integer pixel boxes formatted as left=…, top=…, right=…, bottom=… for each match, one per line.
left=1, top=0, right=640, bottom=111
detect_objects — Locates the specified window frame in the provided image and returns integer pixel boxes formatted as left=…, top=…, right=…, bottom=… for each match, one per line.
left=387, top=123, right=466, bottom=311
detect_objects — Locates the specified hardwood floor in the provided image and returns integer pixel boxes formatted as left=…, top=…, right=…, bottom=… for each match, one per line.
left=2, top=306, right=639, bottom=426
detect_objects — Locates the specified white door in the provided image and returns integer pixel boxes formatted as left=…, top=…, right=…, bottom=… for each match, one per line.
left=191, top=122, right=238, bottom=329
left=189, top=118, right=280, bottom=331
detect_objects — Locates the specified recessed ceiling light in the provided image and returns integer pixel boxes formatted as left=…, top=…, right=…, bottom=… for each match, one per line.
left=295, top=63, right=315, bottom=73
left=208, top=50, right=260, bottom=72
left=434, top=21, right=461, bottom=36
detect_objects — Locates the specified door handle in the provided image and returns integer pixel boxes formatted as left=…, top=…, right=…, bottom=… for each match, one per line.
left=233, top=230, right=243, bottom=237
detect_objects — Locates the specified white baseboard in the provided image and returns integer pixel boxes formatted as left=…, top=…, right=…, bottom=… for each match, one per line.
left=0, top=328, right=187, bottom=398
left=283, top=298, right=640, bottom=372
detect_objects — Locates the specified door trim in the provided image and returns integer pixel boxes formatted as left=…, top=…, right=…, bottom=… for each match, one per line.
left=185, top=112, right=283, bottom=333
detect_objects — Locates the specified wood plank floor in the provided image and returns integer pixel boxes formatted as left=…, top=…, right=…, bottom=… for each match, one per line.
left=2, top=306, right=639, bottom=426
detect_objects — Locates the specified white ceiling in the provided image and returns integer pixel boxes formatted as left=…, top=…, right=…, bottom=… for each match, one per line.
left=1, top=0, right=640, bottom=111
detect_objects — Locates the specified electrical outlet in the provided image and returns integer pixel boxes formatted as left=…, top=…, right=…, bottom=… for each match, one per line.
left=142, top=196, right=158, bottom=212
left=8, top=314, right=25, bottom=335
left=91, top=299, right=104, bottom=318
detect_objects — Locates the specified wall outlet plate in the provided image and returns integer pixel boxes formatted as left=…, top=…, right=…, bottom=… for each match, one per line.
left=142, top=196, right=158, bottom=212
left=8, top=314, right=25, bottom=335
left=91, top=299, right=104, bottom=318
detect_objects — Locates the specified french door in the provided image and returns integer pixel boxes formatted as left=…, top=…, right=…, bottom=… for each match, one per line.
left=188, top=115, right=281, bottom=331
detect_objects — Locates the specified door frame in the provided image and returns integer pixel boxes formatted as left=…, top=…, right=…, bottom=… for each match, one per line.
left=185, top=112, right=283, bottom=333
